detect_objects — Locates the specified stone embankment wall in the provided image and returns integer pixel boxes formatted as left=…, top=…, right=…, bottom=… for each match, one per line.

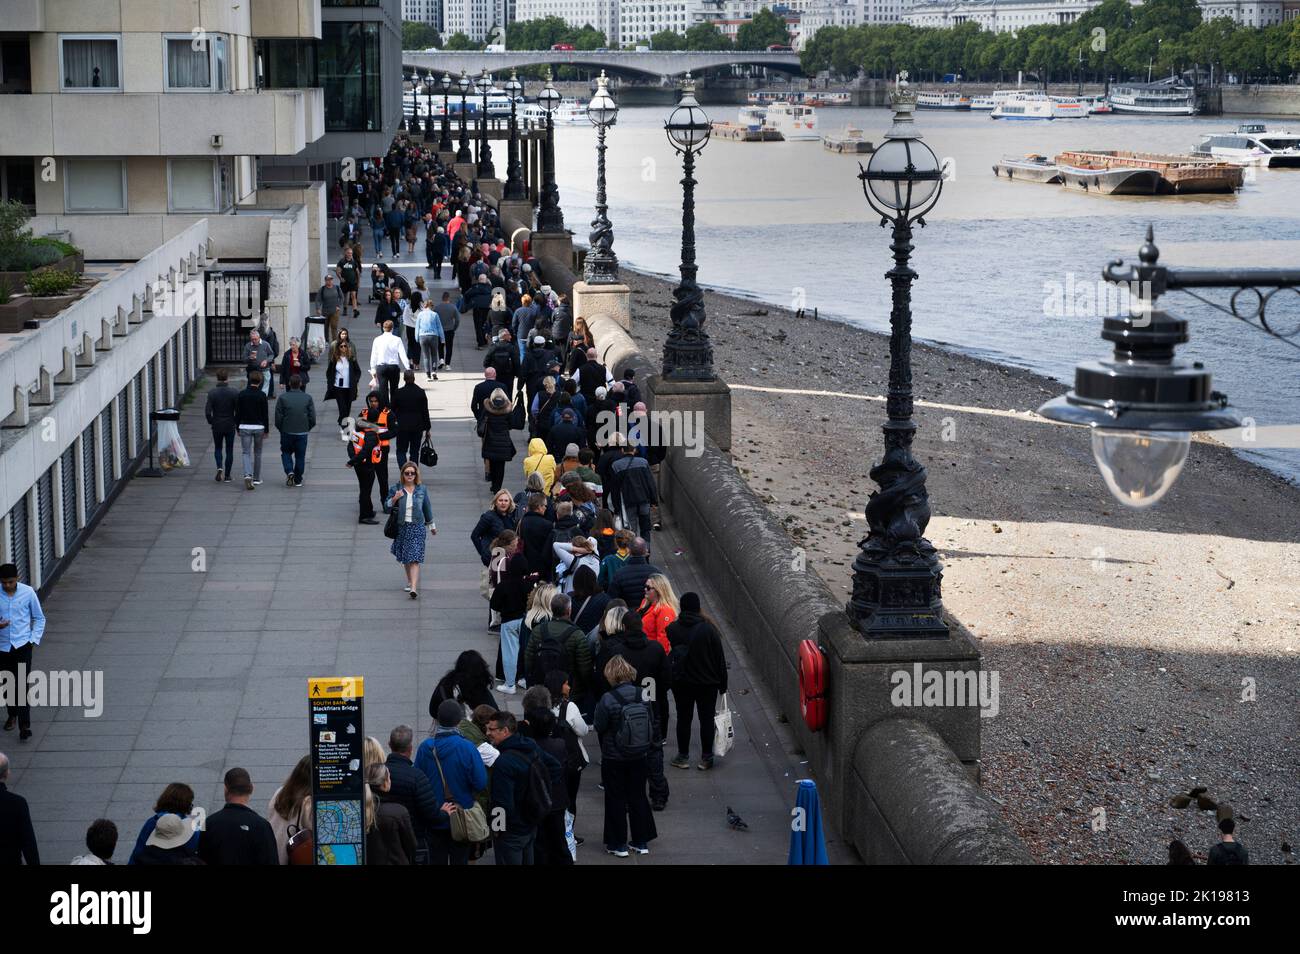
left=1221, top=84, right=1300, bottom=116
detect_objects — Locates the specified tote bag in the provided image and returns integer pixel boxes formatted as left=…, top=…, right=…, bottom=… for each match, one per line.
left=431, top=747, right=490, bottom=844
left=713, top=693, right=735, bottom=758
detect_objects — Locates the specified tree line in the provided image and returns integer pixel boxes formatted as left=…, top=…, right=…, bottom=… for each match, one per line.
left=800, top=0, right=1300, bottom=85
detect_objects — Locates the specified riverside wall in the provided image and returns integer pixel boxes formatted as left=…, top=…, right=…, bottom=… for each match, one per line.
left=1221, top=84, right=1300, bottom=116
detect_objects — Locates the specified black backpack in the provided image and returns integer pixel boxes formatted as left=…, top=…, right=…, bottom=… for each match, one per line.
left=610, top=684, right=653, bottom=759
left=505, top=748, right=553, bottom=827
left=552, top=700, right=586, bottom=773
left=529, top=621, right=572, bottom=689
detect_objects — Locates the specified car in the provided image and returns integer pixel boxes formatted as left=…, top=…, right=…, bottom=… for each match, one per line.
left=767, top=44, right=792, bottom=52
left=551, top=43, right=575, bottom=51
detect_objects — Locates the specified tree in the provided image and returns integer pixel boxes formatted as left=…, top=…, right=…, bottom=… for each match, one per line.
left=800, top=24, right=843, bottom=74
left=736, top=7, right=790, bottom=51
left=648, top=29, right=686, bottom=51
left=444, top=32, right=475, bottom=52
left=402, top=21, right=441, bottom=51
left=573, top=26, right=608, bottom=51
left=685, top=22, right=732, bottom=52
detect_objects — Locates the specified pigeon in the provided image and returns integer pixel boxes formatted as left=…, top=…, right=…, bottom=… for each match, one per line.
left=726, top=806, right=749, bottom=832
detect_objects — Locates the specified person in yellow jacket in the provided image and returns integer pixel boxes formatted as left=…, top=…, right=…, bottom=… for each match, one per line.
left=522, top=437, right=556, bottom=495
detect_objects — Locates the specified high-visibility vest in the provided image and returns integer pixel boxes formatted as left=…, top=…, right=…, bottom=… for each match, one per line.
left=352, top=408, right=390, bottom=464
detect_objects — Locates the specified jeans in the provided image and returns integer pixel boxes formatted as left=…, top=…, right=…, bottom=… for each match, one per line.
left=212, top=428, right=235, bottom=473
left=601, top=758, right=656, bottom=851
left=499, top=618, right=522, bottom=686
left=427, top=827, right=470, bottom=866
left=675, top=684, right=720, bottom=758
left=0, top=643, right=34, bottom=731
left=419, top=335, right=441, bottom=372
left=493, top=828, right=536, bottom=865
left=372, top=228, right=384, bottom=256
left=280, top=432, right=308, bottom=481
left=239, top=429, right=264, bottom=479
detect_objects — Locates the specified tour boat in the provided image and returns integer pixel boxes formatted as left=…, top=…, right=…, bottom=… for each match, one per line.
left=712, top=109, right=784, bottom=142
left=552, top=101, right=588, bottom=125
left=991, top=95, right=1055, bottom=120
left=1086, top=96, right=1113, bottom=115
left=763, top=102, right=819, bottom=140
left=1107, top=82, right=1197, bottom=116
left=738, top=105, right=768, bottom=131
left=1055, top=150, right=1243, bottom=194
left=916, top=91, right=971, bottom=110
left=1192, top=123, right=1300, bottom=168
left=1049, top=96, right=1090, bottom=119
left=992, top=154, right=1062, bottom=184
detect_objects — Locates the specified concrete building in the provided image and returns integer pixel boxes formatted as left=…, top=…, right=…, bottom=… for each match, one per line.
left=515, top=0, right=620, bottom=39
left=403, top=0, right=445, bottom=31
left=444, top=0, right=515, bottom=40
left=0, top=0, right=343, bottom=592
left=904, top=0, right=1103, bottom=30
left=619, top=0, right=710, bottom=46
left=1199, top=0, right=1284, bottom=25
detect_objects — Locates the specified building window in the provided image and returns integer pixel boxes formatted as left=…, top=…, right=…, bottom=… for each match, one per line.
left=164, top=34, right=229, bottom=91
left=168, top=158, right=229, bottom=212
left=59, top=35, right=121, bottom=90
left=320, top=22, right=382, bottom=132
left=64, top=158, right=127, bottom=213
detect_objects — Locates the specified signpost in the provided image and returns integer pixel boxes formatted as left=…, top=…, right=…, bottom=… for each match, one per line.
left=308, top=677, right=366, bottom=865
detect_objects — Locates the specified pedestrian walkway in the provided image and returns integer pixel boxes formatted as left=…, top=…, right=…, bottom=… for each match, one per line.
left=6, top=264, right=845, bottom=865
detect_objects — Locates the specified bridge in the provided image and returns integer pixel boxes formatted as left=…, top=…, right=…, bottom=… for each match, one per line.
left=402, top=49, right=803, bottom=82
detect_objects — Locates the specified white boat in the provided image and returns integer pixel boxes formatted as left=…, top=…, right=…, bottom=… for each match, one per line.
left=1086, top=96, right=1113, bottom=114
left=971, top=90, right=1017, bottom=111
left=1192, top=123, right=1300, bottom=168
left=1049, top=96, right=1090, bottom=119
left=738, top=105, right=768, bottom=131
left=916, top=91, right=971, bottom=110
left=552, top=101, right=588, bottom=125
left=1108, top=81, right=1197, bottom=116
left=763, top=101, right=818, bottom=140
left=991, top=95, right=1055, bottom=121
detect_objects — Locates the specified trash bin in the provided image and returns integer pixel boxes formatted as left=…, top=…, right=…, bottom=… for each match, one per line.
left=138, top=408, right=187, bottom=478
left=305, top=315, right=328, bottom=360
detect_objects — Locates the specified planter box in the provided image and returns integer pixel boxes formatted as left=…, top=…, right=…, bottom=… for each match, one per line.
left=32, top=292, right=79, bottom=319
left=0, top=295, right=33, bottom=333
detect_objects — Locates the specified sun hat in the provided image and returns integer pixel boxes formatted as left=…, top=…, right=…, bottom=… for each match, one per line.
left=146, top=813, right=193, bottom=850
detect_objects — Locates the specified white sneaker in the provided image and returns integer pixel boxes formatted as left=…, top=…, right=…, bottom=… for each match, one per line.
left=496, top=683, right=516, bottom=695
left=404, top=584, right=412, bottom=592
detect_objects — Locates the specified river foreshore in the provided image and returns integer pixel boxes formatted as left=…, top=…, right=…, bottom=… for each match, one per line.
left=616, top=264, right=1300, bottom=865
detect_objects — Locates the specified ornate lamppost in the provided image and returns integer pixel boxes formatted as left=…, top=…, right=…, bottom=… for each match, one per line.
left=536, top=69, right=564, bottom=233
left=661, top=74, right=713, bottom=381
left=456, top=70, right=472, bottom=163
left=475, top=68, right=495, bottom=178
left=848, top=72, right=948, bottom=640
left=423, top=71, right=435, bottom=140
left=403, top=74, right=415, bottom=134
left=584, top=70, right=620, bottom=284
left=438, top=72, right=453, bottom=153
left=504, top=69, right=527, bottom=200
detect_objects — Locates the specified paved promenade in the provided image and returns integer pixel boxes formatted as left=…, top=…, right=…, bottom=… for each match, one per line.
left=6, top=268, right=849, bottom=865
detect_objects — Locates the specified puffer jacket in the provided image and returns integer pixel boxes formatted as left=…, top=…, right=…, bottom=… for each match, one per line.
left=481, top=404, right=519, bottom=463
left=471, top=505, right=518, bottom=565
left=522, top=438, right=557, bottom=494
left=637, top=599, right=677, bottom=654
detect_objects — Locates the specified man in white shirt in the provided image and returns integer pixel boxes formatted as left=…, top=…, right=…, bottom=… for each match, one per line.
left=368, top=319, right=410, bottom=409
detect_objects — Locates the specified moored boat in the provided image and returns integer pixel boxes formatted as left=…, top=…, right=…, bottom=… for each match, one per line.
left=992, top=95, right=1055, bottom=120
left=1049, top=96, right=1090, bottom=119
left=917, top=90, right=971, bottom=110
left=822, top=126, right=874, bottom=154
left=1056, top=160, right=1161, bottom=195
left=1192, top=123, right=1300, bottom=169
left=1055, top=150, right=1243, bottom=193
left=992, top=153, right=1062, bottom=183
left=1108, top=81, right=1197, bottom=116
left=763, top=101, right=818, bottom=140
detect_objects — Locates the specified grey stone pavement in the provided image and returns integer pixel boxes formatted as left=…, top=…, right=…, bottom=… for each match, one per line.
left=6, top=264, right=854, bottom=865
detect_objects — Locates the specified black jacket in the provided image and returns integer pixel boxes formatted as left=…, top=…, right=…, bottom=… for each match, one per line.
left=609, top=453, right=658, bottom=511
left=578, top=361, right=608, bottom=401
left=234, top=386, right=269, bottom=430
left=391, top=382, right=431, bottom=433
left=519, top=511, right=556, bottom=577
left=375, top=300, right=401, bottom=328
left=595, top=631, right=669, bottom=702
left=367, top=799, right=417, bottom=865
left=384, top=753, right=443, bottom=844
left=464, top=281, right=494, bottom=310
left=197, top=803, right=278, bottom=866
left=609, top=556, right=662, bottom=606
left=0, top=783, right=38, bottom=865
left=547, top=419, right=586, bottom=460
left=135, top=844, right=203, bottom=865
left=480, top=408, right=520, bottom=463
left=665, top=612, right=728, bottom=691
left=471, top=506, right=518, bottom=565
left=489, top=734, right=560, bottom=835
left=470, top=379, right=499, bottom=423
left=324, top=356, right=363, bottom=402
left=572, top=591, right=611, bottom=634
left=205, top=384, right=238, bottom=432
left=484, top=343, right=521, bottom=391
left=544, top=514, right=581, bottom=568
left=278, top=348, right=313, bottom=387
left=489, top=553, right=532, bottom=623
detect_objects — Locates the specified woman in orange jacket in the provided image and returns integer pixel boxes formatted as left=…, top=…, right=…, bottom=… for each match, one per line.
left=637, top=574, right=679, bottom=654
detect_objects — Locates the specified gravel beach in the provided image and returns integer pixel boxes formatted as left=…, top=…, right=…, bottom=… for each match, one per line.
left=618, top=265, right=1300, bottom=865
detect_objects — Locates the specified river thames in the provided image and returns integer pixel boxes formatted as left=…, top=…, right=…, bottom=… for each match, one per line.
left=551, top=105, right=1300, bottom=482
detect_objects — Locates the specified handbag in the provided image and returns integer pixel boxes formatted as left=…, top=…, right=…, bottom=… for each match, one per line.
left=383, top=505, right=399, bottom=539
left=430, top=747, right=490, bottom=844
left=286, top=800, right=314, bottom=865
left=420, top=437, right=438, bottom=468
left=509, top=392, right=526, bottom=431
left=713, top=693, right=736, bottom=758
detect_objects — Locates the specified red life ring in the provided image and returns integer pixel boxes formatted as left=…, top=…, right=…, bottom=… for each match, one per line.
left=798, top=639, right=827, bottom=732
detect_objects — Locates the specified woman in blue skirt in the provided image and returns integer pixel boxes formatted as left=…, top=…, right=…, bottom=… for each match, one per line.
left=389, top=462, right=436, bottom=599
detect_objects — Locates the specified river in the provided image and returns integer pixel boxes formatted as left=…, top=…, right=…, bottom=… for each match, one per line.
left=549, top=105, right=1300, bottom=483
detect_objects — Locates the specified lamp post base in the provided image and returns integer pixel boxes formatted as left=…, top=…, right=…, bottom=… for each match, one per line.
left=477, top=179, right=503, bottom=203
left=453, top=162, right=477, bottom=185
left=571, top=281, right=631, bottom=331
left=847, top=546, right=949, bottom=640
left=528, top=230, right=574, bottom=268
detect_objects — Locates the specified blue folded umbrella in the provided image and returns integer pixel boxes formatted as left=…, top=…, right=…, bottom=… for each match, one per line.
left=788, top=778, right=829, bottom=865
